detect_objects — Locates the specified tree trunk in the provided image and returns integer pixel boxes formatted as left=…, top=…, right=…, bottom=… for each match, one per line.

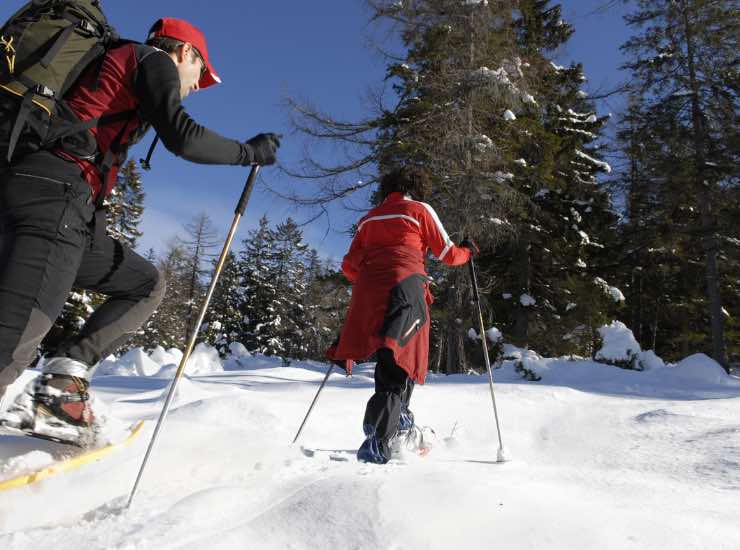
left=445, top=281, right=467, bottom=374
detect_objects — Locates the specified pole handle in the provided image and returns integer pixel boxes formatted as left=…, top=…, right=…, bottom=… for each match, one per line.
left=236, top=165, right=260, bottom=215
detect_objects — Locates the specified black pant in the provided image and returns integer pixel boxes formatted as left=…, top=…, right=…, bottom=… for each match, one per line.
left=0, top=152, right=165, bottom=391
left=363, top=348, right=414, bottom=449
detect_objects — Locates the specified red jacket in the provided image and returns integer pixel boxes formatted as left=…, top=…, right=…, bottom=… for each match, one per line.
left=60, top=44, right=144, bottom=199
left=58, top=43, right=252, bottom=202
left=328, top=192, right=470, bottom=383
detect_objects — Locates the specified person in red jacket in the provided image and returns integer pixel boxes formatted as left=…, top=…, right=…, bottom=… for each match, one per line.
left=328, top=166, right=475, bottom=464
left=0, top=18, right=280, bottom=446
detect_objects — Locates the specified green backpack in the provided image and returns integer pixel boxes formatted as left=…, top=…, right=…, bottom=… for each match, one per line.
left=0, top=0, right=118, bottom=164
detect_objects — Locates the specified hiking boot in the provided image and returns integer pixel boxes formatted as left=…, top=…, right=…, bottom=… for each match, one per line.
left=357, top=424, right=391, bottom=464
left=2, top=357, right=98, bottom=447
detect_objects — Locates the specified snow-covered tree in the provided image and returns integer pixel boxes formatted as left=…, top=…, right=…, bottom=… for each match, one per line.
left=106, top=159, right=145, bottom=247
left=203, top=251, right=243, bottom=356
left=265, top=218, right=312, bottom=363
left=240, top=215, right=280, bottom=355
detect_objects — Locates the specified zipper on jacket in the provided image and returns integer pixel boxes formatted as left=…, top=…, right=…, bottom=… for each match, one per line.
left=402, top=318, right=421, bottom=340
left=12, top=171, right=72, bottom=188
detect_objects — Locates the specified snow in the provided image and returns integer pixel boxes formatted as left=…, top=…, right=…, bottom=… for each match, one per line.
left=503, top=109, right=517, bottom=121
left=492, top=171, right=514, bottom=183
left=2, top=340, right=739, bottom=548
left=594, top=277, right=626, bottom=302
left=575, top=149, right=612, bottom=173
left=473, top=134, right=494, bottom=152
left=519, top=294, right=536, bottom=307
left=485, top=327, right=503, bottom=343
left=597, top=321, right=642, bottom=362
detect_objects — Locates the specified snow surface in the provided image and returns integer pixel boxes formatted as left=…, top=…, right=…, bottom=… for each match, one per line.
left=2, top=339, right=739, bottom=549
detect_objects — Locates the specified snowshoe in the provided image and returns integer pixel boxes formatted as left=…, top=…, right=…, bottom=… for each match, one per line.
left=1, top=358, right=100, bottom=447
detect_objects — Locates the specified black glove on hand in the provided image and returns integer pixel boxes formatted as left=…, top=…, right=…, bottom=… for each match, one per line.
left=246, top=133, right=281, bottom=166
left=460, top=237, right=480, bottom=257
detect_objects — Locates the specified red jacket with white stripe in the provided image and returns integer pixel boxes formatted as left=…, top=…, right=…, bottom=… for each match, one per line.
left=341, top=192, right=470, bottom=282
left=329, top=192, right=470, bottom=383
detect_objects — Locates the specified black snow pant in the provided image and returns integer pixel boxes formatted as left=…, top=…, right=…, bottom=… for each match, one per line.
left=0, top=152, right=165, bottom=395
left=362, top=347, right=414, bottom=454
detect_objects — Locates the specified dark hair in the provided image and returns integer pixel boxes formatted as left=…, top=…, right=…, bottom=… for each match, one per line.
left=145, top=36, right=183, bottom=54
left=146, top=36, right=202, bottom=65
left=379, top=166, right=432, bottom=202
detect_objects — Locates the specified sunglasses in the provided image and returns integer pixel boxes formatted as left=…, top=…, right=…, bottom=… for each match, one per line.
left=191, top=45, right=207, bottom=78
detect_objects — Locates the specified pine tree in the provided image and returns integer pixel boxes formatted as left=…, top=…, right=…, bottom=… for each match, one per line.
left=240, top=215, right=279, bottom=354
left=619, top=0, right=737, bottom=367
left=142, top=240, right=192, bottom=349
left=179, top=213, right=220, bottom=342
left=289, top=0, right=620, bottom=364
left=492, top=1, right=620, bottom=356
left=106, top=159, right=145, bottom=247
left=266, top=218, right=312, bottom=363
left=203, top=251, right=244, bottom=356
left=302, top=253, right=351, bottom=361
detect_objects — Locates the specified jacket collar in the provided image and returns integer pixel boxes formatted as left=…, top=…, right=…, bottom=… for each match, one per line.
left=383, top=192, right=411, bottom=203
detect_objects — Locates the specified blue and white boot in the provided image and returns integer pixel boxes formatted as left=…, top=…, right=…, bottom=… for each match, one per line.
left=357, top=424, right=391, bottom=464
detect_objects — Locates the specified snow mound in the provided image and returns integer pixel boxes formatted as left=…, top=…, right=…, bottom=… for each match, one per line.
left=119, top=348, right=161, bottom=376
left=228, top=342, right=251, bottom=358
left=184, top=343, right=224, bottom=375
left=149, top=345, right=184, bottom=367
left=639, top=350, right=666, bottom=371
left=666, top=354, right=732, bottom=386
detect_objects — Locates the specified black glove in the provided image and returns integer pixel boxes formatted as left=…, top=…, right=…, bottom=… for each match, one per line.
left=245, top=132, right=281, bottom=166
left=460, top=237, right=480, bottom=256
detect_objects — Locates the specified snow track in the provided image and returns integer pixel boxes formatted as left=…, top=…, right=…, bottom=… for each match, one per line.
left=2, top=351, right=739, bottom=549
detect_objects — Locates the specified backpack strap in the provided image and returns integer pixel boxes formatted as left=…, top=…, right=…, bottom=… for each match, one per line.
left=49, top=108, right=136, bottom=143
left=96, top=111, right=136, bottom=208
left=6, top=89, right=35, bottom=163
left=40, top=10, right=104, bottom=69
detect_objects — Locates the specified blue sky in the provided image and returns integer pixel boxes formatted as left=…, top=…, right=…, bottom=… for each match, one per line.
left=2, top=1, right=635, bottom=263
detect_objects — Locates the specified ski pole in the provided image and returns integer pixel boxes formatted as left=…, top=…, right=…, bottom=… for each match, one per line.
left=126, top=165, right=261, bottom=509
left=467, top=255, right=509, bottom=463
left=292, top=365, right=334, bottom=444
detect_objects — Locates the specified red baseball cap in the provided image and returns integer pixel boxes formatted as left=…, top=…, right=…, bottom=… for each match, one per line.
left=147, top=17, right=221, bottom=89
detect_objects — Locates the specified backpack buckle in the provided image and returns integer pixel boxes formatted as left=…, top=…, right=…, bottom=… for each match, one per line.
left=33, top=84, right=55, bottom=98
left=77, top=20, right=99, bottom=37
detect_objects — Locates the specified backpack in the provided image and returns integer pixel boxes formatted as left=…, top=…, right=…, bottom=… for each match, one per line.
left=0, top=0, right=157, bottom=171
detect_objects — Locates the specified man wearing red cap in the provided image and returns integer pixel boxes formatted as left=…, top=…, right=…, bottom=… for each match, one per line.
left=0, top=18, right=280, bottom=446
